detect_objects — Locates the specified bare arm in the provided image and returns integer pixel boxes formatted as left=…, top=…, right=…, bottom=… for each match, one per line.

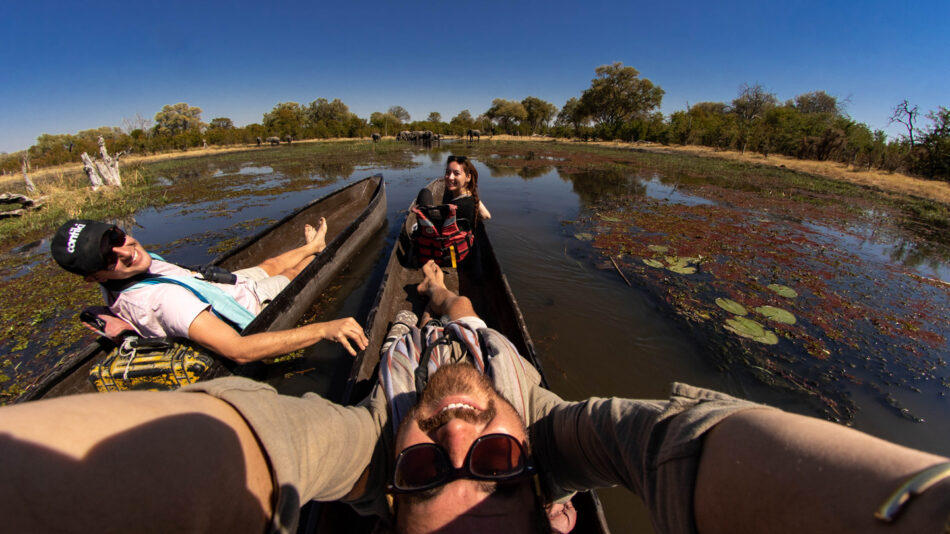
left=0, top=391, right=272, bottom=533
left=188, top=310, right=368, bottom=363
left=478, top=200, right=491, bottom=220
left=695, top=409, right=950, bottom=534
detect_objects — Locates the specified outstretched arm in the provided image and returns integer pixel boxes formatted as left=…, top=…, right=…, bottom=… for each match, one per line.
left=0, top=391, right=272, bottom=533
left=188, top=310, right=368, bottom=363
left=477, top=200, right=491, bottom=221
left=695, top=408, right=950, bottom=534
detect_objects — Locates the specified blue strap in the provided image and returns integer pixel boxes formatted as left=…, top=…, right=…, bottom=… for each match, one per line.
left=124, top=254, right=254, bottom=331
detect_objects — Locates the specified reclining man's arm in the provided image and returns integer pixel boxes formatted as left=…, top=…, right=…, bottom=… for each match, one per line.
left=0, top=391, right=273, bottom=533
left=188, top=310, right=368, bottom=363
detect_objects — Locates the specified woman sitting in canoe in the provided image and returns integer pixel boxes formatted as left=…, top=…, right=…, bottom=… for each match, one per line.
left=413, top=155, right=491, bottom=268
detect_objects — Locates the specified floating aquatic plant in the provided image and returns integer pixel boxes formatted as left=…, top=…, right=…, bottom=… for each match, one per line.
left=641, top=254, right=700, bottom=274
left=716, top=298, right=748, bottom=316
left=724, top=316, right=779, bottom=345
left=648, top=244, right=669, bottom=253
left=574, top=233, right=593, bottom=242
left=598, top=214, right=621, bottom=222
left=755, top=305, right=796, bottom=325
left=768, top=283, right=798, bottom=298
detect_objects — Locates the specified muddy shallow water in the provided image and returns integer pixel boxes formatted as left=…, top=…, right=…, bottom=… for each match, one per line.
left=1, top=141, right=948, bottom=532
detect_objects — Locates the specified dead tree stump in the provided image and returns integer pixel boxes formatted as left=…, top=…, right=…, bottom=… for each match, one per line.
left=21, top=155, right=36, bottom=194
left=82, top=136, right=122, bottom=190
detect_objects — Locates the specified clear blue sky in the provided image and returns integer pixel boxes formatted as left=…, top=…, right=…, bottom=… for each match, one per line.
left=1, top=0, right=947, bottom=153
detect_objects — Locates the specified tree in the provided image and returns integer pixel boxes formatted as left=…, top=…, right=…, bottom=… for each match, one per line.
left=793, top=91, right=841, bottom=116
left=578, top=62, right=664, bottom=131
left=370, top=112, right=400, bottom=136
left=307, top=98, right=354, bottom=137
left=427, top=112, right=442, bottom=124
left=263, top=102, right=305, bottom=138
left=449, top=110, right=474, bottom=134
left=556, top=97, right=588, bottom=135
left=485, top=98, right=527, bottom=134
left=889, top=99, right=920, bottom=147
left=154, top=103, right=204, bottom=136
left=521, top=96, right=557, bottom=134
left=731, top=83, right=777, bottom=154
left=388, top=106, right=410, bottom=123
left=915, top=107, right=950, bottom=180
left=209, top=118, right=234, bottom=129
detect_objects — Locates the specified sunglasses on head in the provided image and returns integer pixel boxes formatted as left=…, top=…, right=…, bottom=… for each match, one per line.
left=100, top=227, right=126, bottom=270
left=388, top=433, right=534, bottom=494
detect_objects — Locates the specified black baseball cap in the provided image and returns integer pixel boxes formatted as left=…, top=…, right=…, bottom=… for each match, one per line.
left=51, top=219, right=122, bottom=275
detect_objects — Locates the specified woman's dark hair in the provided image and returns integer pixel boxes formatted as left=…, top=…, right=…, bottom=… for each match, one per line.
left=445, top=155, right=480, bottom=224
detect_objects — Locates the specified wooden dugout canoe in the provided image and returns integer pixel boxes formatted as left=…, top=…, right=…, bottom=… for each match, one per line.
left=305, top=178, right=610, bottom=534
left=19, top=175, right=387, bottom=402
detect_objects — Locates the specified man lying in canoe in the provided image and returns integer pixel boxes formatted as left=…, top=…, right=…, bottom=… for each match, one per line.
left=51, top=218, right=368, bottom=363
left=5, top=260, right=949, bottom=533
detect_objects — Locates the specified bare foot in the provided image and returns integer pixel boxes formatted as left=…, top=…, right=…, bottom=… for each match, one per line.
left=305, top=217, right=328, bottom=252
left=416, top=260, right=446, bottom=297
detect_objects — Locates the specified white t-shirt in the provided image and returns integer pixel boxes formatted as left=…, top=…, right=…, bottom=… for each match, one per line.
left=109, top=259, right=263, bottom=338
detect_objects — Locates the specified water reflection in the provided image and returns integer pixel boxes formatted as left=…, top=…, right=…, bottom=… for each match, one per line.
left=558, top=167, right=646, bottom=204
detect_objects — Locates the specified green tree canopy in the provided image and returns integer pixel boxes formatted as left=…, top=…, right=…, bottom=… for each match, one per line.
left=209, top=117, right=234, bottom=129
left=427, top=112, right=442, bottom=123
left=154, top=103, right=204, bottom=136
left=263, top=102, right=305, bottom=137
left=579, top=62, right=664, bottom=129
left=370, top=111, right=400, bottom=136
left=486, top=98, right=527, bottom=134
left=521, top=96, right=557, bottom=133
left=793, top=91, right=842, bottom=116
left=556, top=97, right=588, bottom=133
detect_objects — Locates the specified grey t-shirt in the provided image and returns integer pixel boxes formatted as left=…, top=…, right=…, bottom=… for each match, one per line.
left=183, top=342, right=765, bottom=534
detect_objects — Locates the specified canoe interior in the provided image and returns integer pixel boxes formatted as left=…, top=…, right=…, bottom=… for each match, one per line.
left=321, top=179, right=609, bottom=534
left=21, top=175, right=385, bottom=402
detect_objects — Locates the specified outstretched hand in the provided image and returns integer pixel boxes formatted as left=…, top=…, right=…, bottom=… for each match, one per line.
left=319, top=317, right=368, bottom=356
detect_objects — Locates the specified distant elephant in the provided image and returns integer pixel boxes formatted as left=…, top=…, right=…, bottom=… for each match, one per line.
left=266, top=136, right=281, bottom=145
left=284, top=135, right=293, bottom=144
left=256, top=137, right=263, bottom=146
left=397, top=130, right=411, bottom=141
left=371, top=133, right=381, bottom=142
left=467, top=129, right=481, bottom=141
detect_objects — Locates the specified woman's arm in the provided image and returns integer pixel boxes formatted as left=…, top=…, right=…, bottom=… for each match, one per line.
left=478, top=200, right=491, bottom=220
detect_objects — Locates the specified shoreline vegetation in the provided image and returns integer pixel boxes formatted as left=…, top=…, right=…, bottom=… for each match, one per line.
left=2, top=136, right=949, bottom=253
left=8, top=135, right=950, bottom=206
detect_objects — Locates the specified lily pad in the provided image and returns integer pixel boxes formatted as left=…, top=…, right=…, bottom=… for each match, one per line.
left=767, top=283, right=798, bottom=298
left=598, top=214, right=621, bottom=222
left=724, top=316, right=779, bottom=345
left=755, top=305, right=796, bottom=325
left=574, top=233, right=593, bottom=242
left=642, top=259, right=665, bottom=268
left=716, top=298, right=748, bottom=316
left=647, top=245, right=669, bottom=253
left=668, top=265, right=697, bottom=275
